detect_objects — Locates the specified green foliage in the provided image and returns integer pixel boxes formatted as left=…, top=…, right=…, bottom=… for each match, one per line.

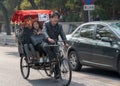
left=95, top=0, right=120, bottom=20
left=21, top=0, right=32, bottom=9
left=91, top=5, right=108, bottom=20
left=66, top=0, right=82, bottom=11
left=66, top=12, right=82, bottom=22
left=34, top=0, right=41, bottom=8
left=2, top=0, right=18, bottom=18
left=0, top=0, right=120, bottom=22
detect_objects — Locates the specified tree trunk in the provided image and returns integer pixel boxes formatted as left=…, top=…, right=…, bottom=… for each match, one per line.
left=0, top=2, right=11, bottom=35
left=17, top=0, right=23, bottom=10
left=83, top=11, right=89, bottom=22
left=28, top=0, right=38, bottom=9
left=112, top=7, right=115, bottom=20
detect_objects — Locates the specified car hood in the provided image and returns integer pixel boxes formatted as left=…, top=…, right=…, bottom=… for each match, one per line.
left=66, top=34, right=72, bottom=40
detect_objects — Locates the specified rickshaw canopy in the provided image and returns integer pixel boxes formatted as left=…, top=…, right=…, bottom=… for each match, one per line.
left=11, top=10, right=52, bottom=24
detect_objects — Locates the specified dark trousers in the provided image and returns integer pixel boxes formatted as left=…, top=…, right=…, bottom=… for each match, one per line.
left=23, top=43, right=36, bottom=60
left=42, top=42, right=60, bottom=76
left=35, top=43, right=46, bottom=57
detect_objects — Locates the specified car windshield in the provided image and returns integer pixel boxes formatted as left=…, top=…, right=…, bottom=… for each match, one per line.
left=110, top=22, right=120, bottom=35
left=110, top=22, right=120, bottom=30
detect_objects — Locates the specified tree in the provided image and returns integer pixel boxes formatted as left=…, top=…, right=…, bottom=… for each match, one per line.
left=28, top=0, right=38, bottom=9
left=0, top=0, right=23, bottom=35
left=0, top=0, right=119, bottom=27
left=17, top=0, right=23, bottom=10
left=21, top=0, right=38, bottom=10
left=0, top=1, right=11, bottom=35
left=95, top=0, right=120, bottom=20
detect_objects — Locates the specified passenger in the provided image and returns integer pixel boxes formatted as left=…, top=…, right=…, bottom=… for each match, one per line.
left=31, top=20, right=46, bottom=60
left=20, top=21, right=36, bottom=62
left=21, top=23, right=33, bottom=44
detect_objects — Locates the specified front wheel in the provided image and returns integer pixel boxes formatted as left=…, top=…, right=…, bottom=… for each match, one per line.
left=68, top=51, right=82, bottom=71
left=60, top=58, right=72, bottom=86
left=20, top=56, right=30, bottom=79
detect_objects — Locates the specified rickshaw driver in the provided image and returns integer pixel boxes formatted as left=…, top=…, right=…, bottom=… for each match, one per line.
left=42, top=12, right=69, bottom=79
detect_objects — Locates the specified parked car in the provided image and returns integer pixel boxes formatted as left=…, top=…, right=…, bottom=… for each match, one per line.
left=66, top=21, right=120, bottom=74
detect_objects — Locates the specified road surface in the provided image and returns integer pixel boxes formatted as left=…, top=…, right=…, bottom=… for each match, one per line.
left=0, top=45, right=120, bottom=86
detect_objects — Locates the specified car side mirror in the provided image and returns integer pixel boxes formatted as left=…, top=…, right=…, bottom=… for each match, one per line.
left=101, top=37, right=112, bottom=43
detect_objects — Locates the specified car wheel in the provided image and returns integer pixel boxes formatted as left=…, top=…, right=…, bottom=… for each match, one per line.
left=68, top=51, right=82, bottom=71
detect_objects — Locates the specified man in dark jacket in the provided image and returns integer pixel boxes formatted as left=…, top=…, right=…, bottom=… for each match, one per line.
left=42, top=12, right=69, bottom=79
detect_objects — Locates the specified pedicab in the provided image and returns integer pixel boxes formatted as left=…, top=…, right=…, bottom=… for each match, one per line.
left=11, top=10, right=72, bottom=86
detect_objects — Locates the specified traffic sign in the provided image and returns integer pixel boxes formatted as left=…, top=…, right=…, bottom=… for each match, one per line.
left=82, top=0, right=94, bottom=5
left=83, top=5, right=95, bottom=10
left=82, top=0, right=95, bottom=22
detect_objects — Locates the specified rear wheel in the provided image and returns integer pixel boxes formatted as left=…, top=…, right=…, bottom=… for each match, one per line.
left=68, top=51, right=82, bottom=71
left=20, top=56, right=30, bottom=79
left=60, top=58, right=72, bottom=86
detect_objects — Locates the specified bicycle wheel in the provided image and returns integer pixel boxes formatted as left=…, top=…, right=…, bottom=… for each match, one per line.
left=60, top=58, right=72, bottom=86
left=20, top=56, right=30, bottom=79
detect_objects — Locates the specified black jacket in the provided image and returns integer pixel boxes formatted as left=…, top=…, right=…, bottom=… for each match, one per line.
left=21, top=27, right=33, bottom=44
left=42, top=21, right=67, bottom=44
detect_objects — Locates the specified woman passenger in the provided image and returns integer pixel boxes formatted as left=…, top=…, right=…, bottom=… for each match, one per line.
left=32, top=21, right=46, bottom=59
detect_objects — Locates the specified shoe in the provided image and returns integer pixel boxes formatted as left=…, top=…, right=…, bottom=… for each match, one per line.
left=39, top=58, right=43, bottom=63
left=46, top=58, right=49, bottom=62
left=43, top=57, right=49, bottom=62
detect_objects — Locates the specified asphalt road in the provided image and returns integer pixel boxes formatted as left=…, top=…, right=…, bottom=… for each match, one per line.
left=0, top=45, right=120, bottom=86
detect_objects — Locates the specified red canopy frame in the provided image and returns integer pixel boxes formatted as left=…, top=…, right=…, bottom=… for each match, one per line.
left=11, top=10, right=52, bottom=24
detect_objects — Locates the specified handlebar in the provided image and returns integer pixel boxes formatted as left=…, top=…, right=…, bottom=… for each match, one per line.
left=44, top=41, right=65, bottom=47
left=45, top=45, right=60, bottom=47
left=44, top=40, right=68, bottom=48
